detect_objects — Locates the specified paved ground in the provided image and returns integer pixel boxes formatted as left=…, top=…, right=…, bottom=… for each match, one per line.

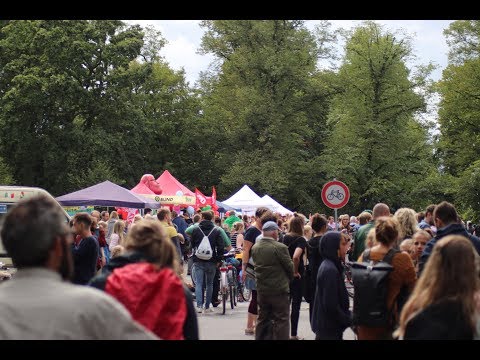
left=183, top=264, right=355, bottom=340
left=193, top=292, right=355, bottom=340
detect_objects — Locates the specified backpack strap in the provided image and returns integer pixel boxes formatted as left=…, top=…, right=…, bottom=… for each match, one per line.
left=382, top=248, right=399, bottom=264
left=196, top=226, right=206, bottom=237
left=363, top=248, right=371, bottom=262
left=207, top=227, right=216, bottom=237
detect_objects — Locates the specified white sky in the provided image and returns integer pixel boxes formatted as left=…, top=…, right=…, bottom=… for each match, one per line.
left=126, top=20, right=454, bottom=86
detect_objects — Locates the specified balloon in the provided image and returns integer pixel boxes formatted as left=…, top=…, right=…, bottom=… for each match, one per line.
left=175, top=190, right=184, bottom=196
left=140, top=174, right=155, bottom=184
left=186, top=206, right=194, bottom=215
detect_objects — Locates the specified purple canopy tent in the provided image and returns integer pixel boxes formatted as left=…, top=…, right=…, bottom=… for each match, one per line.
left=56, top=180, right=160, bottom=208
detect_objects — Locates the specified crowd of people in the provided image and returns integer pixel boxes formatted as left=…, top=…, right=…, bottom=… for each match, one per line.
left=1, top=196, right=480, bottom=340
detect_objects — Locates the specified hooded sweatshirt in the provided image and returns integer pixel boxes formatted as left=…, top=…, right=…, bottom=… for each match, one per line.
left=88, top=251, right=197, bottom=340
left=311, top=232, right=351, bottom=338
left=419, top=223, right=480, bottom=275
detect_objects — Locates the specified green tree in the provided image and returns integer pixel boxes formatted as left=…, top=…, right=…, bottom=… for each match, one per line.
left=438, top=20, right=480, bottom=219
left=199, top=20, right=335, bottom=212
left=0, top=20, right=200, bottom=196
left=321, top=22, right=436, bottom=214
left=0, top=156, right=14, bottom=184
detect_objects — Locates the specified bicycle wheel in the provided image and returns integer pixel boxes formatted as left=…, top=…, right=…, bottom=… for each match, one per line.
left=338, top=193, right=344, bottom=200
left=190, top=264, right=197, bottom=287
left=230, top=285, right=235, bottom=309
left=222, top=288, right=227, bottom=314
left=327, top=194, right=334, bottom=200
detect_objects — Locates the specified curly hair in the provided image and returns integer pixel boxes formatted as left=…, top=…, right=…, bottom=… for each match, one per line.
left=394, top=208, right=419, bottom=240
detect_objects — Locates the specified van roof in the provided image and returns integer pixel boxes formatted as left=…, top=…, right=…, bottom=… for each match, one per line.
left=0, top=186, right=71, bottom=267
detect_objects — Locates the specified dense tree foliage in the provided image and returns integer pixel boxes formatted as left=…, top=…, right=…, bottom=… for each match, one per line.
left=320, top=22, right=436, bottom=214
left=0, top=20, right=476, bottom=220
left=438, top=20, right=480, bottom=219
left=0, top=20, right=200, bottom=195
left=198, top=20, right=335, bottom=212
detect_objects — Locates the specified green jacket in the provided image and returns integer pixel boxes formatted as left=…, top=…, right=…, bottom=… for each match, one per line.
left=352, top=221, right=374, bottom=261
left=251, top=237, right=294, bottom=295
left=224, top=215, right=242, bottom=230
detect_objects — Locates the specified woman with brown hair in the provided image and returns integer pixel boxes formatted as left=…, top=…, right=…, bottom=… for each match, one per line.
left=283, top=213, right=307, bottom=340
left=89, top=220, right=198, bottom=340
left=356, top=216, right=417, bottom=340
left=395, top=235, right=480, bottom=339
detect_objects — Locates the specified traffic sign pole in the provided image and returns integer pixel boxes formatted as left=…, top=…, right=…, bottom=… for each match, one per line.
left=334, top=208, right=338, bottom=231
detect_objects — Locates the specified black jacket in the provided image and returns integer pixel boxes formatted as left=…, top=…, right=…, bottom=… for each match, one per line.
left=311, top=232, right=352, bottom=338
left=419, top=223, right=480, bottom=274
left=306, top=235, right=323, bottom=304
left=89, top=251, right=198, bottom=340
left=404, top=299, right=474, bottom=340
left=191, top=220, right=224, bottom=263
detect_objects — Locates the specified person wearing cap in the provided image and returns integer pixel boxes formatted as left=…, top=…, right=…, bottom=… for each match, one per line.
left=250, top=221, right=294, bottom=340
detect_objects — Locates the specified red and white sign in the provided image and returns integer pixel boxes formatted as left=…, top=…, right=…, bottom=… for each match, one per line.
left=321, top=180, right=350, bottom=209
left=195, top=188, right=207, bottom=207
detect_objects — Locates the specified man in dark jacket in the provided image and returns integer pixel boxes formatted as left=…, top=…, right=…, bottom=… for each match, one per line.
left=191, top=211, right=225, bottom=313
left=419, top=201, right=480, bottom=275
left=311, top=231, right=352, bottom=340
left=251, top=221, right=294, bottom=340
left=71, top=213, right=99, bottom=285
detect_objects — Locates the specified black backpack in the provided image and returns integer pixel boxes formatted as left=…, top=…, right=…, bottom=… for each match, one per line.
left=351, top=248, right=399, bottom=328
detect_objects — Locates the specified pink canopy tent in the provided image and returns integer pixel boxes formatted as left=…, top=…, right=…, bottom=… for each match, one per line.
left=156, top=170, right=195, bottom=197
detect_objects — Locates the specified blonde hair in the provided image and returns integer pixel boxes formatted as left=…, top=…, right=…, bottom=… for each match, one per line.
left=394, top=208, right=418, bottom=240
left=113, top=220, right=125, bottom=246
left=395, top=235, right=480, bottom=339
left=412, top=230, right=432, bottom=243
left=110, top=245, right=125, bottom=258
left=110, top=211, right=119, bottom=220
left=98, top=220, right=108, bottom=230
left=304, top=225, right=312, bottom=233
left=400, top=238, right=413, bottom=253
left=123, top=220, right=180, bottom=275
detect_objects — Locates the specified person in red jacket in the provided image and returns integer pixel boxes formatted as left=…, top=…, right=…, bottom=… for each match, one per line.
left=88, top=220, right=198, bottom=340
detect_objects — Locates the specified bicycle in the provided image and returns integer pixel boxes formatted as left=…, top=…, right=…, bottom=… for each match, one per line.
left=327, top=189, right=344, bottom=201
left=232, top=249, right=251, bottom=302
left=220, top=249, right=242, bottom=314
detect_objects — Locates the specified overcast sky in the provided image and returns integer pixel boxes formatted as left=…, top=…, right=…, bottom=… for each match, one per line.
left=126, top=20, right=454, bottom=86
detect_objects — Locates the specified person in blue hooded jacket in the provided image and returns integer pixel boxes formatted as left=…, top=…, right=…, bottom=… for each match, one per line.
left=310, top=231, right=352, bottom=340
left=418, top=201, right=480, bottom=275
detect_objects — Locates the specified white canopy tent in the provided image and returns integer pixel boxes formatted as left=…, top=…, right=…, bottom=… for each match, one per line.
left=222, top=185, right=271, bottom=214
left=261, top=194, right=293, bottom=216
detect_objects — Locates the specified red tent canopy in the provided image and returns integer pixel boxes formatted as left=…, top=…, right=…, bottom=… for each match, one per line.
left=156, top=170, right=195, bottom=196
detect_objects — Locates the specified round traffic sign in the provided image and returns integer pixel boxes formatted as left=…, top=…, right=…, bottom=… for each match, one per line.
left=321, top=180, right=350, bottom=209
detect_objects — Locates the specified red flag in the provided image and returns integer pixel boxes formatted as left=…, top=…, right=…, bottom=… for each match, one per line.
left=212, top=186, right=217, bottom=205
left=211, top=187, right=218, bottom=210
left=195, top=188, right=208, bottom=208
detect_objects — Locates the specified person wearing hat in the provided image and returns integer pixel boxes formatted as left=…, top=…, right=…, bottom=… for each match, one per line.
left=250, top=221, right=294, bottom=340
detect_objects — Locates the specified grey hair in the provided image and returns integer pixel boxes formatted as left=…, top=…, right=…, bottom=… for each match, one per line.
left=1, top=195, right=67, bottom=268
